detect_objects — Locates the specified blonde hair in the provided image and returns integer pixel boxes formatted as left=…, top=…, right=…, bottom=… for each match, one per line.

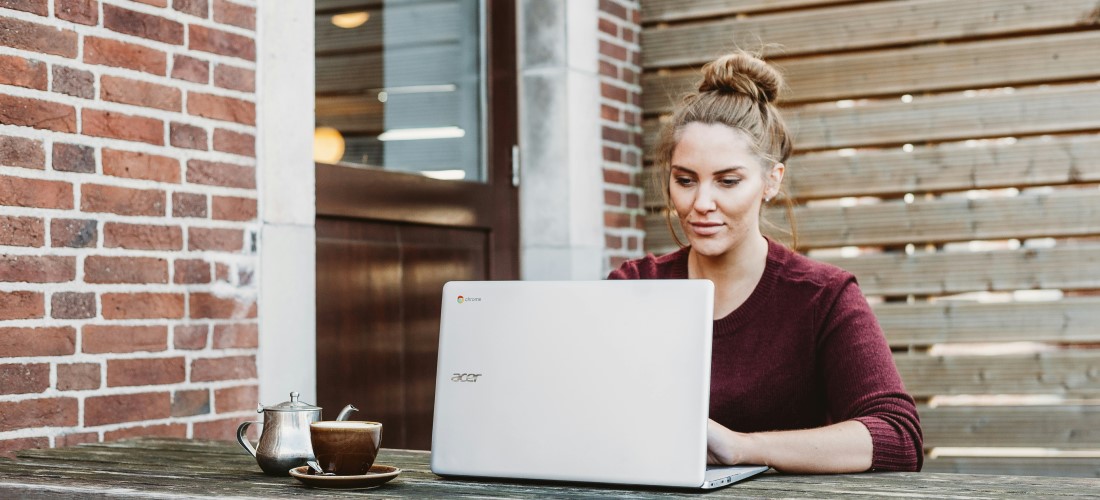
left=655, top=50, right=798, bottom=248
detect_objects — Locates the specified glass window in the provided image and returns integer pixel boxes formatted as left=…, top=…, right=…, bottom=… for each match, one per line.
left=315, top=0, right=485, bottom=182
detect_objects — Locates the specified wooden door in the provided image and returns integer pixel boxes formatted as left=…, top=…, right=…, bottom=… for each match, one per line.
left=314, top=0, right=517, bottom=450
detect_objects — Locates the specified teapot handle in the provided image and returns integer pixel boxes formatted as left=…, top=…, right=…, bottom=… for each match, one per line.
left=236, top=421, right=261, bottom=458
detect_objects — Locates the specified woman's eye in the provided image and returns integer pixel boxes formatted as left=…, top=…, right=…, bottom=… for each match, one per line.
left=718, top=177, right=741, bottom=187
left=673, top=177, right=695, bottom=186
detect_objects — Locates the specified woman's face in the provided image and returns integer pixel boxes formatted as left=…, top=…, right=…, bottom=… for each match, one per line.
left=669, top=122, right=782, bottom=258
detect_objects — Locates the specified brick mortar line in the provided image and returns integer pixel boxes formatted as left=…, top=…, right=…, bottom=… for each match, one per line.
left=0, top=295, right=252, bottom=312
left=599, top=115, right=641, bottom=125
left=0, top=172, right=260, bottom=200
left=0, top=407, right=261, bottom=441
left=180, top=334, right=192, bottom=381
left=0, top=80, right=260, bottom=128
left=0, top=369, right=259, bottom=393
left=598, top=9, right=639, bottom=23
left=3, top=386, right=262, bottom=407
left=599, top=125, right=644, bottom=136
left=598, top=101, right=643, bottom=114
left=0, top=118, right=259, bottom=155
left=602, top=184, right=645, bottom=194
left=602, top=162, right=645, bottom=172
left=3, top=296, right=261, bottom=312
left=100, top=0, right=260, bottom=37
left=0, top=7, right=61, bottom=26
left=518, top=66, right=599, bottom=80
left=602, top=162, right=642, bottom=173
left=598, top=123, right=642, bottom=132
left=0, top=270, right=258, bottom=281
left=0, top=259, right=257, bottom=276
left=598, top=20, right=640, bottom=35
left=599, top=140, right=643, bottom=149
left=89, top=0, right=260, bottom=43
left=0, top=348, right=262, bottom=366
left=605, top=226, right=647, bottom=235
left=599, top=126, right=643, bottom=137
left=0, top=298, right=257, bottom=318
left=0, top=166, right=260, bottom=197
left=95, top=64, right=259, bottom=100
left=0, top=73, right=259, bottom=114
left=599, top=118, right=636, bottom=128
left=0, top=13, right=258, bottom=71
left=0, top=268, right=258, bottom=291
left=0, top=242, right=260, bottom=258
left=597, top=80, right=642, bottom=94
left=597, top=95, right=643, bottom=109
left=0, top=242, right=259, bottom=261
left=0, top=319, right=261, bottom=332
left=0, top=358, right=261, bottom=387
left=597, top=51, right=640, bottom=67
left=598, top=63, right=642, bottom=78
left=0, top=210, right=261, bottom=233
left=0, top=285, right=258, bottom=302
left=602, top=162, right=644, bottom=170
left=596, top=31, right=641, bottom=52
left=0, top=115, right=259, bottom=163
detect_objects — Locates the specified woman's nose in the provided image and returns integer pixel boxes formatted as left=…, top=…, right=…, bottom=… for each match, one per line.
left=693, top=187, right=716, bottom=213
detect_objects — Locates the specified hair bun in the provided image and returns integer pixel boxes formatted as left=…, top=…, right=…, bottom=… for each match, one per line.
left=698, top=52, right=783, bottom=103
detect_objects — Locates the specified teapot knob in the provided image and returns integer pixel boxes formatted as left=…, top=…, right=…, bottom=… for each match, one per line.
left=290, top=391, right=300, bottom=403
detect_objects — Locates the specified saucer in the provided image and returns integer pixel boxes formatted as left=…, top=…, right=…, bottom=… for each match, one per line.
left=288, top=464, right=401, bottom=489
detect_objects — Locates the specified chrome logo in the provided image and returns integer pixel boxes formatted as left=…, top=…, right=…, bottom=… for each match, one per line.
left=457, top=295, right=464, bottom=304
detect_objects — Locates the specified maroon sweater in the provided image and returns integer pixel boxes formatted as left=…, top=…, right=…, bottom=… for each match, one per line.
left=608, top=241, right=923, bottom=472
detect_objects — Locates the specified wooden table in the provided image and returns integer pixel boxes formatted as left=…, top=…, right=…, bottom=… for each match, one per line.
left=1, top=438, right=1098, bottom=498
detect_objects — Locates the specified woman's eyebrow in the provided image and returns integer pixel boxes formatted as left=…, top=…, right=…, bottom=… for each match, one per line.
left=671, top=166, right=746, bottom=175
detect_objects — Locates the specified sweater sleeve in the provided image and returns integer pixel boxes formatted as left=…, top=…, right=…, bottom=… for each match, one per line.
left=817, top=277, right=924, bottom=472
left=606, top=265, right=635, bottom=280
left=606, top=255, right=647, bottom=280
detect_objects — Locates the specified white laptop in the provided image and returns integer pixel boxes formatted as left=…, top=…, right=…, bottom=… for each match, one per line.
left=430, top=280, right=769, bottom=489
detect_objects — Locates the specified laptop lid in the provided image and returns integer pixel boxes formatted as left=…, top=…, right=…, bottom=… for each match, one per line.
left=430, top=279, right=717, bottom=488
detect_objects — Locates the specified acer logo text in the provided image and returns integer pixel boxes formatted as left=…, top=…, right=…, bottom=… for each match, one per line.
left=451, top=373, right=482, bottom=382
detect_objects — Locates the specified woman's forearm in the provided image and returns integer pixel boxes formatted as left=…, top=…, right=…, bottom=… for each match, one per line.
left=708, top=419, right=873, bottom=473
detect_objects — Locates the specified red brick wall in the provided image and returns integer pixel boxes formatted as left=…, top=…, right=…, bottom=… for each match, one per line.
left=599, top=0, right=644, bottom=271
left=0, top=0, right=258, bottom=457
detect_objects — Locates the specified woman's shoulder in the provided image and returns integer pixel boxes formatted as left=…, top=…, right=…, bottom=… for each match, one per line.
left=607, top=247, right=689, bottom=280
left=769, top=241, right=855, bottom=290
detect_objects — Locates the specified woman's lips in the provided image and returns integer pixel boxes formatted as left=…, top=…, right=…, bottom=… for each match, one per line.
left=688, top=221, right=724, bottom=236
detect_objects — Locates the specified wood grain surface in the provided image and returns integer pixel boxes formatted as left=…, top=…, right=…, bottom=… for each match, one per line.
left=1, top=438, right=1098, bottom=497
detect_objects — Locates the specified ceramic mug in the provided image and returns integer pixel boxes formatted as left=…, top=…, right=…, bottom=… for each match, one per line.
left=309, top=421, right=383, bottom=476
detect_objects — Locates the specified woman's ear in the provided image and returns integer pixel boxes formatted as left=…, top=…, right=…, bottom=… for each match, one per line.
left=766, top=162, right=785, bottom=200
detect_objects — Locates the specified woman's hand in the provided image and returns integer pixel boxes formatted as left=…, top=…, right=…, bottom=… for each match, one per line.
left=705, top=418, right=873, bottom=473
left=706, top=418, right=750, bottom=465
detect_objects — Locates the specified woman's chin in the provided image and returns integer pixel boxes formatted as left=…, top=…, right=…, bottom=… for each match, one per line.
left=686, top=237, right=731, bottom=258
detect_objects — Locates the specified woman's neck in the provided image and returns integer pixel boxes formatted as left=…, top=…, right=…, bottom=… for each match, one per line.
left=689, top=233, right=770, bottom=319
left=688, top=233, right=769, bottom=285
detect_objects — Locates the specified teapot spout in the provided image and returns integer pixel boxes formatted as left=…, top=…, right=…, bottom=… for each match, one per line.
left=335, top=404, right=359, bottom=421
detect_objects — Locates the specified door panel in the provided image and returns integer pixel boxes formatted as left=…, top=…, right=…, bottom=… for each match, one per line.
left=316, top=218, right=489, bottom=449
left=315, top=220, right=406, bottom=442
left=400, top=225, right=487, bottom=449
left=315, top=0, right=516, bottom=450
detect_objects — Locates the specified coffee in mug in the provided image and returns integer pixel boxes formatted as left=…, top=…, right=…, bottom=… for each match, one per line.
left=309, top=421, right=382, bottom=476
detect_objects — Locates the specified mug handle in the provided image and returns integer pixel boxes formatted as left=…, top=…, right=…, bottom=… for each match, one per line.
left=236, top=421, right=261, bottom=457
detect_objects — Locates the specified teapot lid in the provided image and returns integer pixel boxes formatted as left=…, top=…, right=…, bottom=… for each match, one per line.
left=261, top=391, right=321, bottom=412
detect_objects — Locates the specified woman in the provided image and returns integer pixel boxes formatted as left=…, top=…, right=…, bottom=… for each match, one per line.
left=608, top=51, right=922, bottom=473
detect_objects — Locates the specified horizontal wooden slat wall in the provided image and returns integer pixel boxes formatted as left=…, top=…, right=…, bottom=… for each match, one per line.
left=641, top=0, right=1100, bottom=476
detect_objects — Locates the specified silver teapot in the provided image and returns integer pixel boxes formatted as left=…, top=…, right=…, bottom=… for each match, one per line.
left=236, top=391, right=358, bottom=475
